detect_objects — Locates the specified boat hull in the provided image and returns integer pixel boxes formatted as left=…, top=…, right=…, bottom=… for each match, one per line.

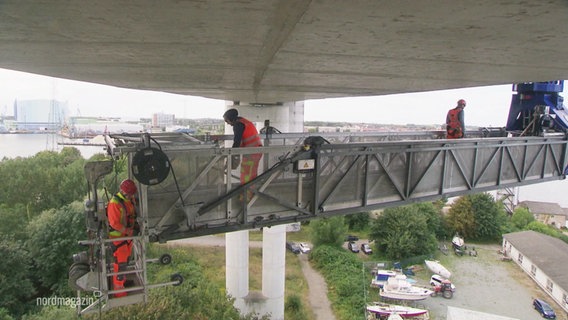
left=367, top=303, right=429, bottom=318
left=424, top=260, right=451, bottom=279
left=379, top=290, right=431, bottom=301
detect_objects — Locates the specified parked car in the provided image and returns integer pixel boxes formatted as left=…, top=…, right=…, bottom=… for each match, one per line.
left=345, top=235, right=359, bottom=242
left=298, top=242, right=311, bottom=254
left=360, top=243, right=373, bottom=255
left=286, top=241, right=300, bottom=254
left=429, top=274, right=456, bottom=291
left=533, top=298, right=556, bottom=319
left=347, top=241, right=359, bottom=253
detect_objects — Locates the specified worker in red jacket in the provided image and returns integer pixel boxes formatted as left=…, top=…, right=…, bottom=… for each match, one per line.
left=107, top=179, right=138, bottom=297
left=446, top=99, right=466, bottom=139
left=223, top=108, right=263, bottom=196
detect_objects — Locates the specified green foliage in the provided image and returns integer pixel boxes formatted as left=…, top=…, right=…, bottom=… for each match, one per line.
left=0, top=236, right=35, bottom=317
left=446, top=196, right=476, bottom=239
left=470, top=193, right=506, bottom=240
left=0, top=308, right=15, bottom=320
left=447, top=194, right=507, bottom=241
left=369, top=205, right=437, bottom=260
left=0, top=204, right=29, bottom=240
left=26, top=202, right=86, bottom=295
left=285, top=294, right=309, bottom=320
left=97, top=245, right=263, bottom=320
left=526, top=221, right=562, bottom=237
left=0, top=149, right=86, bottom=216
left=20, top=306, right=76, bottom=320
left=310, top=216, right=347, bottom=248
left=344, top=212, right=370, bottom=231
left=310, top=245, right=366, bottom=320
left=414, top=202, right=445, bottom=239
left=510, top=207, right=535, bottom=230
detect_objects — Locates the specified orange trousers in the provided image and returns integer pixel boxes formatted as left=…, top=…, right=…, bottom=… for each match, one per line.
left=240, top=153, right=262, bottom=200
left=112, top=240, right=132, bottom=297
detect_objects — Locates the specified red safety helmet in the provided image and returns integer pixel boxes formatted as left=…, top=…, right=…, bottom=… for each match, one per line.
left=457, top=99, right=466, bottom=107
left=119, top=179, right=137, bottom=196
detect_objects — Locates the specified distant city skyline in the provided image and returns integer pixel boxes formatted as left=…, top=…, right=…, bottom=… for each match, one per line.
left=1, top=68, right=566, bottom=128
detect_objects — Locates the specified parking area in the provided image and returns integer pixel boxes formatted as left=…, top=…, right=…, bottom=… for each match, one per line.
left=413, top=244, right=567, bottom=320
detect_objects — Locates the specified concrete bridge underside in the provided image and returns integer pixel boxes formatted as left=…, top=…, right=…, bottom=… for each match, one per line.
left=2, top=1, right=568, bottom=103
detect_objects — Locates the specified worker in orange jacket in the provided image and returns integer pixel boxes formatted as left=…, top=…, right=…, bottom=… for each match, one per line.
left=223, top=108, right=263, bottom=198
left=107, top=179, right=138, bottom=297
left=446, top=99, right=466, bottom=139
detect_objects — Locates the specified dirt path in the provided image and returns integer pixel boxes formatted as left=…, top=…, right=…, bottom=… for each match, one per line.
left=298, top=253, right=336, bottom=320
left=170, top=236, right=336, bottom=319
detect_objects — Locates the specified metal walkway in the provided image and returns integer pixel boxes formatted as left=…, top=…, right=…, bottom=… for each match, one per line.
left=99, top=130, right=568, bottom=243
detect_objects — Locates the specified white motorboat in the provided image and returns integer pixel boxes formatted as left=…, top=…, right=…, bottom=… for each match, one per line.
left=379, top=275, right=433, bottom=301
left=371, top=269, right=398, bottom=288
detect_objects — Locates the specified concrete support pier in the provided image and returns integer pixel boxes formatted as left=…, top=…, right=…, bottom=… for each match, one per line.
left=224, top=101, right=304, bottom=320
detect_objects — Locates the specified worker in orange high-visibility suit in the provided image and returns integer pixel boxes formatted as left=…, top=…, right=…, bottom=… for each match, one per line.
left=107, top=179, right=138, bottom=298
left=223, top=108, right=263, bottom=199
left=446, top=99, right=466, bottom=139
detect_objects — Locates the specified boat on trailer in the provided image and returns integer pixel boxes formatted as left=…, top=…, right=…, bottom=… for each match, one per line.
left=379, top=275, right=433, bottom=301
left=366, top=302, right=429, bottom=319
left=424, top=260, right=451, bottom=279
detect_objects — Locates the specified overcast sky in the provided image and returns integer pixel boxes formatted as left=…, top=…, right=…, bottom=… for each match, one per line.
left=1, top=68, right=566, bottom=206
left=0, top=68, right=538, bottom=127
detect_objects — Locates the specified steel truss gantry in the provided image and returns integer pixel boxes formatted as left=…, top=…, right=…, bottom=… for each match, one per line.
left=102, top=130, right=567, bottom=243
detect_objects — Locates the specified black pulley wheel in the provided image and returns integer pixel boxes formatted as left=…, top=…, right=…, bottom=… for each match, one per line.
left=171, top=273, right=184, bottom=286
left=131, top=147, right=171, bottom=185
left=159, top=253, right=172, bottom=265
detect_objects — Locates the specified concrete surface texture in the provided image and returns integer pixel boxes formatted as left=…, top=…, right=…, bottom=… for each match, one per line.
left=1, top=1, right=568, bottom=103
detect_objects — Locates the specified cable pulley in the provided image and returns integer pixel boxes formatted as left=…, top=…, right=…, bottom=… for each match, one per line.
left=131, top=147, right=171, bottom=185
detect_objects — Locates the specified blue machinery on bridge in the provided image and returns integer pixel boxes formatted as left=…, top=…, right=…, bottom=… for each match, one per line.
left=70, top=82, right=568, bottom=314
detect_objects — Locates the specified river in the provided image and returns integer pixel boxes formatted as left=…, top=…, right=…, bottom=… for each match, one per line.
left=1, top=133, right=567, bottom=207
left=0, top=133, right=105, bottom=159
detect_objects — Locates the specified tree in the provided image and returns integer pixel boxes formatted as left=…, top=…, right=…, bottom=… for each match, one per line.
left=0, top=204, right=29, bottom=240
left=446, top=194, right=507, bottom=241
left=414, top=202, right=445, bottom=239
left=0, top=150, right=85, bottom=216
left=26, top=202, right=86, bottom=295
left=310, top=216, right=347, bottom=247
left=344, top=212, right=369, bottom=231
left=0, top=236, right=34, bottom=317
left=369, top=205, right=437, bottom=260
left=510, top=207, right=535, bottom=230
left=445, top=196, right=476, bottom=239
left=470, top=193, right=507, bottom=240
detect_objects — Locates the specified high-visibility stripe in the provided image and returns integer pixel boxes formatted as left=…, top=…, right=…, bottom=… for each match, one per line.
left=109, top=230, right=122, bottom=237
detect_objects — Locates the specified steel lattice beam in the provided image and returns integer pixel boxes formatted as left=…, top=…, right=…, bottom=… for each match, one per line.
left=103, top=132, right=568, bottom=242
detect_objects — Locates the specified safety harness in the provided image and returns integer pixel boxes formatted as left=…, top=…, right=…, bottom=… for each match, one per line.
left=108, top=194, right=135, bottom=251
